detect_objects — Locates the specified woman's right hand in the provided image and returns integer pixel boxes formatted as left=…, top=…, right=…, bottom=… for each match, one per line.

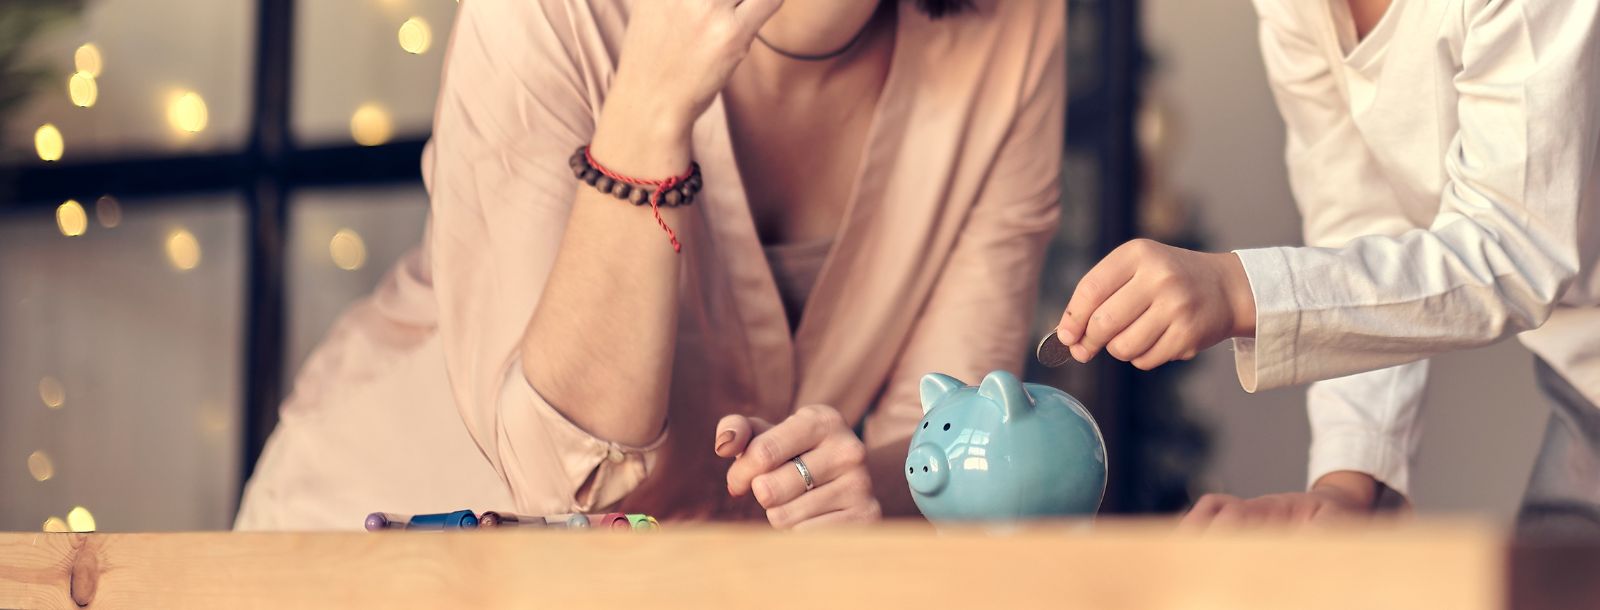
left=604, top=0, right=784, bottom=140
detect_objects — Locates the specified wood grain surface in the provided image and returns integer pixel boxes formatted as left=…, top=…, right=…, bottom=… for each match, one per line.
left=0, top=520, right=1507, bottom=609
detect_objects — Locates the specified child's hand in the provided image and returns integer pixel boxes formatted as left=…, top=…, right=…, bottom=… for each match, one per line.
left=1179, top=471, right=1382, bottom=530
left=1178, top=491, right=1367, bottom=530
left=1054, top=239, right=1256, bottom=370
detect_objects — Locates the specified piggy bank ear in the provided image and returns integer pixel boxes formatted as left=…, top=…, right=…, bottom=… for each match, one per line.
left=919, top=373, right=965, bottom=414
left=977, top=370, right=1033, bottom=422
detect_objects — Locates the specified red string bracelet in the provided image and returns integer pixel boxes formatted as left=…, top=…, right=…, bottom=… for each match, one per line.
left=581, top=146, right=698, bottom=253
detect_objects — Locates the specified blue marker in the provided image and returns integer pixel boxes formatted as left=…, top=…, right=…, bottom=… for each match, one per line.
left=364, top=510, right=479, bottom=531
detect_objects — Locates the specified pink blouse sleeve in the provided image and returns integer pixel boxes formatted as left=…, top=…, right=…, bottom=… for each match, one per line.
left=424, top=0, right=665, bottom=514
left=862, top=7, right=1065, bottom=464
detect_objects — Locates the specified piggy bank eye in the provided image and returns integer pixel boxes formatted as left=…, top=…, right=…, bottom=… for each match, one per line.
left=942, top=423, right=951, bottom=431
left=922, top=422, right=928, bottom=429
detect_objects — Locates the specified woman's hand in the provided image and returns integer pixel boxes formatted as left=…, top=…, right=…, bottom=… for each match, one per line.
left=605, top=0, right=784, bottom=137
left=714, top=405, right=882, bottom=530
left=1054, top=239, right=1257, bottom=370
left=1179, top=471, right=1383, bottom=530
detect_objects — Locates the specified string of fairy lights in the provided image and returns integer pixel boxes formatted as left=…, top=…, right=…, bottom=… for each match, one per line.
left=23, top=2, right=446, bottom=533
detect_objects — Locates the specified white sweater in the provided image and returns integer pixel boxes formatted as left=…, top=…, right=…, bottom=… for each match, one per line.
left=1234, top=0, right=1600, bottom=496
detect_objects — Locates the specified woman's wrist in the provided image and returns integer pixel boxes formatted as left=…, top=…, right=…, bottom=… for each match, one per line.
left=591, top=84, right=695, bottom=178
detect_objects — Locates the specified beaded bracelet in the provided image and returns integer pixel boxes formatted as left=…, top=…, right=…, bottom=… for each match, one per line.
left=569, top=147, right=703, bottom=208
left=570, top=146, right=704, bottom=252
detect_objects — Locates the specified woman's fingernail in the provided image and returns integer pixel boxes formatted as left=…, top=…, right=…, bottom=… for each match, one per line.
left=715, top=430, right=734, bottom=453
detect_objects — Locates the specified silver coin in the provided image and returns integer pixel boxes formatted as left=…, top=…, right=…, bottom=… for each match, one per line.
left=1036, top=330, right=1073, bottom=368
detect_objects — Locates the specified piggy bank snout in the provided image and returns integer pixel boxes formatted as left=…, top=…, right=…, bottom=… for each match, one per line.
left=905, top=442, right=949, bottom=496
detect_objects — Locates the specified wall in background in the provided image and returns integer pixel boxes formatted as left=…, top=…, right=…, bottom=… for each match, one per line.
left=1143, top=0, right=1546, bottom=518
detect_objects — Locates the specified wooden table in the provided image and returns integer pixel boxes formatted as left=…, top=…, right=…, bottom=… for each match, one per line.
left=1, top=520, right=1594, bottom=609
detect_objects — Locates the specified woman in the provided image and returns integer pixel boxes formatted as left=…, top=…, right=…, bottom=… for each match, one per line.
left=236, top=0, right=1065, bottom=529
left=1051, top=0, right=1599, bottom=527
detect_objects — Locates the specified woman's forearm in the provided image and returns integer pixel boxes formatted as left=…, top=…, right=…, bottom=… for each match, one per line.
left=519, top=0, right=783, bottom=448
left=520, top=88, right=694, bottom=447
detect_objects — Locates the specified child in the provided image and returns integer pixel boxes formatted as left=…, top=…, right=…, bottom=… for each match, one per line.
left=1056, top=0, right=1600, bottom=528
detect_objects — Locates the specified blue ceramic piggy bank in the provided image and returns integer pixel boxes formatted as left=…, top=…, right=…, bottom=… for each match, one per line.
left=905, top=370, right=1106, bottom=522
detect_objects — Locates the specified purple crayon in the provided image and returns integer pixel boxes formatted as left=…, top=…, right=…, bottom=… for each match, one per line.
left=365, top=512, right=408, bottom=531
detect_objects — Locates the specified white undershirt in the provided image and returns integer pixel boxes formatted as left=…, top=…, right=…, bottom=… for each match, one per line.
left=1236, top=0, right=1600, bottom=496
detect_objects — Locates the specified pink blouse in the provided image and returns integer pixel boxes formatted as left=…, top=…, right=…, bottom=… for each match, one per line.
left=236, top=0, right=1065, bottom=530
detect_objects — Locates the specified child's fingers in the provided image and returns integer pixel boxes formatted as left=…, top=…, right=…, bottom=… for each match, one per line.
left=1103, top=306, right=1167, bottom=363
left=1179, top=493, right=1236, bottom=530
left=1071, top=281, right=1153, bottom=363
left=1292, top=497, right=1323, bottom=522
left=1129, top=323, right=1198, bottom=371
left=1057, top=245, right=1140, bottom=345
left=1207, top=501, right=1250, bottom=531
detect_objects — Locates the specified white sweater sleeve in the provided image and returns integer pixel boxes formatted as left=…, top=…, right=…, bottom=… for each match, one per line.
left=1234, top=0, right=1600, bottom=392
left=1246, top=0, right=1430, bottom=498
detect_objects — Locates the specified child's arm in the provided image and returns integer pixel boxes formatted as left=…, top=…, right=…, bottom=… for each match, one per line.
left=1056, top=0, right=1599, bottom=392
left=1255, top=0, right=1429, bottom=508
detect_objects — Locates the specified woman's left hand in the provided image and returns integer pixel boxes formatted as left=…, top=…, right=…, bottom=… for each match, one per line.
left=715, top=404, right=882, bottom=529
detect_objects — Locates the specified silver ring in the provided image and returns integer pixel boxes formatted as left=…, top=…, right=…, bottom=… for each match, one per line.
left=792, top=457, right=815, bottom=492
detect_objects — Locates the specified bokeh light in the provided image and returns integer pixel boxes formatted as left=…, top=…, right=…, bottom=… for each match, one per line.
left=350, top=104, right=394, bottom=146
left=75, top=43, right=103, bottom=77
left=199, top=403, right=231, bottom=440
left=398, top=18, right=432, bottom=54
left=67, top=506, right=97, bottom=532
left=39, top=376, right=66, bottom=409
left=27, top=450, right=55, bottom=482
left=56, top=200, right=88, bottom=237
left=167, top=91, right=210, bottom=134
left=165, top=228, right=202, bottom=271
left=329, top=228, right=368, bottom=270
left=96, top=196, right=123, bottom=228
left=35, top=124, right=64, bottom=161
left=69, top=72, right=99, bottom=108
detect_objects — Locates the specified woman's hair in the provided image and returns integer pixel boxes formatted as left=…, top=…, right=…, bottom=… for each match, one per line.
left=916, top=0, right=970, bottom=18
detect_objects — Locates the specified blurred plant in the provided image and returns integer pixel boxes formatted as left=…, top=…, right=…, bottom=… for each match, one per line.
left=0, top=0, right=86, bottom=147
